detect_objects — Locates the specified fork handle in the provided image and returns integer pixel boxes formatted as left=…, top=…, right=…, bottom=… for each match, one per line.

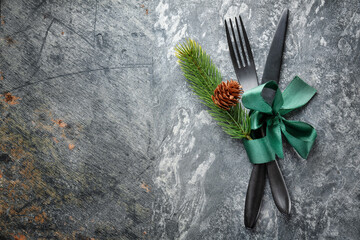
left=244, top=127, right=266, bottom=228
left=244, top=164, right=266, bottom=229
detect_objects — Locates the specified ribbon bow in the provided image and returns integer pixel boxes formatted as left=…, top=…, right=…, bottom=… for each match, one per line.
left=242, top=76, right=317, bottom=164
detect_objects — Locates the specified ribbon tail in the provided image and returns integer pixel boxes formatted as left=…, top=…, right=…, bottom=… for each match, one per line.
left=281, top=118, right=317, bottom=159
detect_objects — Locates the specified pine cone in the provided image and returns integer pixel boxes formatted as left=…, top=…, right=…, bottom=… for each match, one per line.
left=211, top=80, right=244, bottom=111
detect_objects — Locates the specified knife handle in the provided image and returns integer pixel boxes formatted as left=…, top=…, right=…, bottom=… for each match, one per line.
left=267, top=160, right=291, bottom=214
left=244, top=164, right=266, bottom=229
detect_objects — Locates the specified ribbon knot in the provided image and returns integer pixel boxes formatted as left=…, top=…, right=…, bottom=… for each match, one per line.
left=268, top=114, right=281, bottom=125
left=242, top=76, right=317, bottom=164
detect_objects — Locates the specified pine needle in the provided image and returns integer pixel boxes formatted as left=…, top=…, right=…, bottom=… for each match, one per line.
left=175, top=39, right=252, bottom=140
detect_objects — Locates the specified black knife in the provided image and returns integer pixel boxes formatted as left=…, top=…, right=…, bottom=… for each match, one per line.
left=261, top=9, right=291, bottom=215
left=244, top=9, right=290, bottom=229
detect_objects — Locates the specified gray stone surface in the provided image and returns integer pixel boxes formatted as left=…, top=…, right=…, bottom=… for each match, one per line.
left=0, top=0, right=359, bottom=239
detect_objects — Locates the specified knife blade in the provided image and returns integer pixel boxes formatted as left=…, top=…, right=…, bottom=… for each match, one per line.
left=261, top=9, right=289, bottom=103
left=262, top=9, right=289, bottom=84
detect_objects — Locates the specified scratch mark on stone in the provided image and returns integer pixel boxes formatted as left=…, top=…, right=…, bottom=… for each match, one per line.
left=36, top=19, right=55, bottom=66
left=11, top=25, right=32, bottom=36
left=94, top=0, right=98, bottom=43
left=54, top=18, right=95, bottom=48
left=7, top=64, right=153, bottom=92
left=33, top=0, right=46, bottom=10
left=136, top=165, right=152, bottom=180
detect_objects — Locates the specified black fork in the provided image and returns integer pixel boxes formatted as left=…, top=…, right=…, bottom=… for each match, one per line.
left=225, top=15, right=267, bottom=229
left=225, top=16, right=258, bottom=91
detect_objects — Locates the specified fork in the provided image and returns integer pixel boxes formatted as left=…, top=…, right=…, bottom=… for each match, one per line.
left=224, top=17, right=259, bottom=92
left=225, top=16, right=268, bottom=228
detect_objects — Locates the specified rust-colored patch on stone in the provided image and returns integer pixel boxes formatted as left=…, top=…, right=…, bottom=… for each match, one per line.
left=13, top=234, right=27, bottom=240
left=140, top=182, right=151, bottom=192
left=68, top=143, right=75, bottom=150
left=145, top=9, right=149, bottom=15
left=34, top=211, right=47, bottom=224
left=0, top=147, right=51, bottom=235
left=61, top=31, right=64, bottom=35
left=0, top=107, right=57, bottom=237
left=10, top=148, right=24, bottom=160
left=0, top=71, right=4, bottom=81
left=2, top=92, right=20, bottom=105
left=5, top=36, right=16, bottom=45
left=36, top=110, right=81, bottom=150
left=52, top=119, right=67, bottom=128
left=0, top=103, right=91, bottom=238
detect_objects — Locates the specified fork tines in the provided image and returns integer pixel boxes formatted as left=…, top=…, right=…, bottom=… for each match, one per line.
left=225, top=16, right=255, bottom=69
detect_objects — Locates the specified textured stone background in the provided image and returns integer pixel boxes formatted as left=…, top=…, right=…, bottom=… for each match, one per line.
left=0, top=0, right=359, bottom=239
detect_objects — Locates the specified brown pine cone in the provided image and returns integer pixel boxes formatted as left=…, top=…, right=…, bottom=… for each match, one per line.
left=211, top=80, right=244, bottom=111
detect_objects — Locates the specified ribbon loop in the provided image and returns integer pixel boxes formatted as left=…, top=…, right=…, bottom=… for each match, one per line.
left=241, top=82, right=274, bottom=114
left=280, top=76, right=317, bottom=115
left=242, top=76, right=317, bottom=164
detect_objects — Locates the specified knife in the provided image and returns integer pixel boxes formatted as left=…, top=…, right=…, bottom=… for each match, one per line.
left=244, top=9, right=290, bottom=229
left=261, top=9, right=291, bottom=215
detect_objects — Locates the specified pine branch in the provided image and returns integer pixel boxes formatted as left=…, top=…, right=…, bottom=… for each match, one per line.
left=175, top=39, right=252, bottom=140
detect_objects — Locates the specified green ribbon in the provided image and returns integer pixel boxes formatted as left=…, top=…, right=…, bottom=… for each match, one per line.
left=242, top=76, right=317, bottom=164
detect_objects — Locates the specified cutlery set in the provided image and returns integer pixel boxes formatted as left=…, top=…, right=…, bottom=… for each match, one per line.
left=225, top=10, right=291, bottom=228
left=176, top=8, right=317, bottom=230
